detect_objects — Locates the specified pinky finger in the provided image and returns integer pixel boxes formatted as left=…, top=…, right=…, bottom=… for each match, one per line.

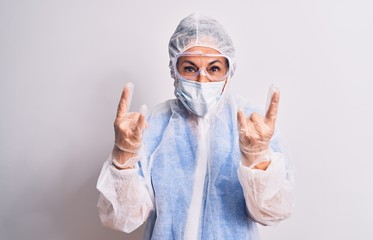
left=237, top=110, right=248, bottom=133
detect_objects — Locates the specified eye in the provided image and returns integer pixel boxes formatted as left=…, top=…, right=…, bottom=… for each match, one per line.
left=209, top=66, right=221, bottom=72
left=184, top=66, right=197, bottom=73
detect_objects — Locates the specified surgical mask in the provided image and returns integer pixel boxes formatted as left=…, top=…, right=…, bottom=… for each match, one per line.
left=175, top=77, right=226, bottom=117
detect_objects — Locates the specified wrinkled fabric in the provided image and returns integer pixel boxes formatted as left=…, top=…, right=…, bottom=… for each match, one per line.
left=97, top=92, right=295, bottom=239
left=238, top=152, right=294, bottom=226
left=175, top=77, right=226, bottom=116
left=97, top=164, right=153, bottom=233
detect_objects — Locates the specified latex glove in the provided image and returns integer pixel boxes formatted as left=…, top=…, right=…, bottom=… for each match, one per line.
left=112, top=82, right=148, bottom=169
left=237, top=87, right=280, bottom=169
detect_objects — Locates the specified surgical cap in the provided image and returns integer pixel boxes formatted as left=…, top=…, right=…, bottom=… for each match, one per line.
left=168, top=13, right=236, bottom=78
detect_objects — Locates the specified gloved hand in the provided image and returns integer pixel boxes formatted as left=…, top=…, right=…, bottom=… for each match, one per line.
left=112, top=82, right=148, bottom=169
left=237, top=90, right=280, bottom=170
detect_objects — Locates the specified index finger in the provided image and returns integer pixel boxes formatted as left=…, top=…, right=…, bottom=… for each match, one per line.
left=116, top=82, right=134, bottom=120
left=265, top=91, right=280, bottom=127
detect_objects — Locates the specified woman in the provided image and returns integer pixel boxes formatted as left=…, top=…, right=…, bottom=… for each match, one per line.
left=97, top=13, right=294, bottom=239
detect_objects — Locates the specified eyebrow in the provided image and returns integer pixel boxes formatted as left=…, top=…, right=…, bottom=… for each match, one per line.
left=180, top=59, right=223, bottom=66
left=181, top=60, right=198, bottom=67
left=208, top=60, right=223, bottom=66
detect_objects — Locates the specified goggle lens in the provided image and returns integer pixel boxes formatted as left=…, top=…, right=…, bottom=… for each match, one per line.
left=175, top=54, right=230, bottom=82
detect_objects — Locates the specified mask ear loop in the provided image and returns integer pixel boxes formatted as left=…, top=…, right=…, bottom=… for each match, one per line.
left=172, top=57, right=181, bottom=83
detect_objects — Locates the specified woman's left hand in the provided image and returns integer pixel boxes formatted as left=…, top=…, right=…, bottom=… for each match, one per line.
left=237, top=91, right=280, bottom=170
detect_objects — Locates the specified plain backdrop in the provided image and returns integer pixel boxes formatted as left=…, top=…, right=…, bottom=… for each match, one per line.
left=1, top=0, right=373, bottom=239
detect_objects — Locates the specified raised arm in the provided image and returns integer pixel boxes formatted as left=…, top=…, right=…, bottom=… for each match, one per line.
left=97, top=83, right=153, bottom=232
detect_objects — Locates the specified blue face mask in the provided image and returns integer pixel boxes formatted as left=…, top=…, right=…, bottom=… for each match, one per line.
left=175, top=77, right=226, bottom=117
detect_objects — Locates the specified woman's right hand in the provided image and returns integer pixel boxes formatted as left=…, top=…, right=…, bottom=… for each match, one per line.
left=112, top=82, right=148, bottom=168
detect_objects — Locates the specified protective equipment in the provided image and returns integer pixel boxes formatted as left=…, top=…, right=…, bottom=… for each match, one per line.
left=112, top=82, right=148, bottom=168
left=97, top=13, right=294, bottom=240
left=237, top=85, right=280, bottom=168
left=97, top=93, right=295, bottom=239
left=168, top=13, right=236, bottom=79
left=173, top=52, right=232, bottom=82
left=175, top=77, right=226, bottom=117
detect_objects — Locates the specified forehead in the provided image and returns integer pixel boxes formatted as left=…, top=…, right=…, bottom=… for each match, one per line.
left=178, top=46, right=227, bottom=65
left=177, top=55, right=226, bottom=65
left=183, top=46, right=221, bottom=54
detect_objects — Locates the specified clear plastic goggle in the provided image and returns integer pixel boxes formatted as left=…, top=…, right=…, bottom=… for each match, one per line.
left=173, top=52, right=231, bottom=82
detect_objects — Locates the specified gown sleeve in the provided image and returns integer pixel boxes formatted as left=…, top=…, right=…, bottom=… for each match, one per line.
left=96, top=158, right=154, bottom=233
left=237, top=151, right=295, bottom=226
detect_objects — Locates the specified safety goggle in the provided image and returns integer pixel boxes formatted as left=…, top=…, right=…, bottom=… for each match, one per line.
left=173, top=52, right=231, bottom=82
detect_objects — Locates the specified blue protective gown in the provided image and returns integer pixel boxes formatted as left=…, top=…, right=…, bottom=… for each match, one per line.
left=97, top=92, right=293, bottom=240
left=140, top=93, right=282, bottom=239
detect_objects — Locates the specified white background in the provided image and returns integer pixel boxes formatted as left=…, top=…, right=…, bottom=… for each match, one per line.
left=1, top=0, right=373, bottom=239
